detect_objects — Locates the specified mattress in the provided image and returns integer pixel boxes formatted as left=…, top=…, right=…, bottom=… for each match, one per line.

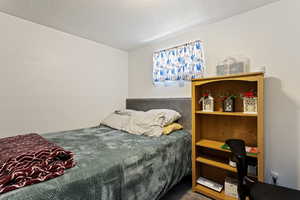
left=0, top=126, right=191, bottom=200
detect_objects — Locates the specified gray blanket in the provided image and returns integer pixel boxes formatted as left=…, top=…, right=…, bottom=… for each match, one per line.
left=0, top=126, right=191, bottom=200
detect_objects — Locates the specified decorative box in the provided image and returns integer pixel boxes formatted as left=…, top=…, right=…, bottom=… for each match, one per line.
left=216, top=56, right=250, bottom=76
left=223, top=97, right=235, bottom=112
left=229, top=61, right=249, bottom=74
left=225, top=177, right=238, bottom=198
left=243, top=97, right=257, bottom=114
left=199, top=95, right=214, bottom=112
left=216, top=64, right=229, bottom=76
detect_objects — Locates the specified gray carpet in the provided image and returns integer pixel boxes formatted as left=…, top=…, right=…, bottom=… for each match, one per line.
left=161, top=177, right=211, bottom=200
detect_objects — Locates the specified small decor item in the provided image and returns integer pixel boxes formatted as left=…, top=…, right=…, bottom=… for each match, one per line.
left=221, top=95, right=236, bottom=112
left=216, top=56, right=250, bottom=76
left=252, top=66, right=266, bottom=73
left=225, top=177, right=238, bottom=198
left=221, top=143, right=258, bottom=156
left=242, top=91, right=257, bottom=114
left=199, top=93, right=214, bottom=112
left=229, top=156, right=237, bottom=168
left=216, top=60, right=229, bottom=76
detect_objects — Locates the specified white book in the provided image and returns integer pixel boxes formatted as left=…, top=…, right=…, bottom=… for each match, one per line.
left=197, top=177, right=223, bottom=192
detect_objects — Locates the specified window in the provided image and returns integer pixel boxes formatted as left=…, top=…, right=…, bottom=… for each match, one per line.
left=153, top=40, right=205, bottom=84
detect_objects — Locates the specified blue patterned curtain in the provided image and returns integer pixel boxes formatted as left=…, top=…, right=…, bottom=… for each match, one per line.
left=153, top=40, right=205, bottom=84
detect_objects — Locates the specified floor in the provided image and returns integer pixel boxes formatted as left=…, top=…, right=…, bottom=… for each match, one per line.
left=161, top=176, right=211, bottom=200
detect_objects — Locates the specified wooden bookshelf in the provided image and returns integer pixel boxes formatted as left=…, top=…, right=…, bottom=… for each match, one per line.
left=191, top=72, right=264, bottom=199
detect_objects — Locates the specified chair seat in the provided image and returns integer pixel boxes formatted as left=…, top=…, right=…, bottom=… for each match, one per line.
left=250, top=182, right=300, bottom=200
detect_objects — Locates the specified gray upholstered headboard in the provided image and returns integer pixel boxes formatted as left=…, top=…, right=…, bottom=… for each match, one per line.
left=126, top=98, right=191, bottom=132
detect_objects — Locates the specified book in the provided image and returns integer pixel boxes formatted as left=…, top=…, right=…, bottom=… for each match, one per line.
left=197, top=177, right=223, bottom=192
left=221, top=144, right=258, bottom=156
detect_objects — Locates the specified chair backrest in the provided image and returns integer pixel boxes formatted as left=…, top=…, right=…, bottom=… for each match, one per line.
left=226, top=139, right=248, bottom=186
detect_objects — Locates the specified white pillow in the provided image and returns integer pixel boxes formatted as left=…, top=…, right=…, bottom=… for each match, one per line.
left=101, top=109, right=181, bottom=137
left=101, top=109, right=164, bottom=137
left=127, top=111, right=164, bottom=137
left=147, top=109, right=181, bottom=126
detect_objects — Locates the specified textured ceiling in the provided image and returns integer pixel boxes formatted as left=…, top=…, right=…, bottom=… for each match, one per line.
left=0, top=0, right=279, bottom=50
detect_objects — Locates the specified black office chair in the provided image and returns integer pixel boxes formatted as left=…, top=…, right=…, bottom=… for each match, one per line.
left=226, top=139, right=300, bottom=200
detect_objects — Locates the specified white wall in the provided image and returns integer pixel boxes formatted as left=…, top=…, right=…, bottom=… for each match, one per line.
left=0, top=12, right=128, bottom=137
left=129, top=0, right=300, bottom=189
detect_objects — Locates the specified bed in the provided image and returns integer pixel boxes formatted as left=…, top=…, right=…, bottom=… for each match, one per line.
left=0, top=98, right=192, bottom=200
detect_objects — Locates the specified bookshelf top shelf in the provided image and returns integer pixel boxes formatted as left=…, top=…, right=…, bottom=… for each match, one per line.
left=192, top=72, right=264, bottom=82
left=195, top=111, right=257, bottom=117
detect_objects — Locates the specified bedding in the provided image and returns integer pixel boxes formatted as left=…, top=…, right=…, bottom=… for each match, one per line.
left=0, top=125, right=191, bottom=200
left=101, top=110, right=132, bottom=131
left=0, top=133, right=75, bottom=194
left=102, top=110, right=165, bottom=137
left=101, top=109, right=181, bottom=137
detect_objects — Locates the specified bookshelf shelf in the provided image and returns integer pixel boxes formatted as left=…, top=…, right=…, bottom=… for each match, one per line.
left=196, top=156, right=237, bottom=173
left=196, top=139, right=257, bottom=158
left=195, top=111, right=257, bottom=117
left=194, top=184, right=237, bottom=200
